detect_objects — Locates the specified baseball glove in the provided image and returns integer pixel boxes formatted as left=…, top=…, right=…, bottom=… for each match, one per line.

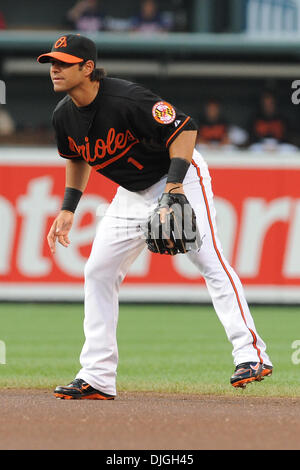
left=145, top=192, right=202, bottom=256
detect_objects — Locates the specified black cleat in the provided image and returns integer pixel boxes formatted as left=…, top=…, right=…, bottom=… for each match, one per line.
left=230, top=362, right=264, bottom=389
left=54, top=378, right=115, bottom=400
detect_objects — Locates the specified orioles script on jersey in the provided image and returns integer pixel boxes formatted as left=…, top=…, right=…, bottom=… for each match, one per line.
left=67, top=128, right=140, bottom=169
left=53, top=77, right=196, bottom=190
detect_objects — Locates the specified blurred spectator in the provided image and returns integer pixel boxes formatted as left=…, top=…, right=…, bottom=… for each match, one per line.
left=0, top=11, right=6, bottom=29
left=0, top=106, right=15, bottom=137
left=196, top=98, right=235, bottom=152
left=66, top=0, right=107, bottom=32
left=130, top=0, right=173, bottom=33
left=248, top=91, right=298, bottom=153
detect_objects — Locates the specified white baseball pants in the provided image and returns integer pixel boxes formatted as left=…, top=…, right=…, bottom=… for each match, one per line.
left=76, top=149, right=272, bottom=395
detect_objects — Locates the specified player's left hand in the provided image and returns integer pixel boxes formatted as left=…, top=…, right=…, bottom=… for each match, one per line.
left=47, top=210, right=74, bottom=254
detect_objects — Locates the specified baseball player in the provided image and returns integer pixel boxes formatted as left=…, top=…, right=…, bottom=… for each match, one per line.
left=37, top=34, right=273, bottom=399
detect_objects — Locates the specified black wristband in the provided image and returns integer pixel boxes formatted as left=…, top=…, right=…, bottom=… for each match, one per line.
left=166, top=157, right=190, bottom=184
left=61, top=187, right=82, bottom=213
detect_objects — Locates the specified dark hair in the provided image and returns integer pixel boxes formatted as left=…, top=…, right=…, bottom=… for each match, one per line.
left=90, top=67, right=106, bottom=81
left=79, top=61, right=106, bottom=81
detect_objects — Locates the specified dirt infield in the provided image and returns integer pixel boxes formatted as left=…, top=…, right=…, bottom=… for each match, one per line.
left=1, top=390, right=300, bottom=450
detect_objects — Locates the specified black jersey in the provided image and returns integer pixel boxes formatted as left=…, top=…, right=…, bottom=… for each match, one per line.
left=52, top=77, right=197, bottom=191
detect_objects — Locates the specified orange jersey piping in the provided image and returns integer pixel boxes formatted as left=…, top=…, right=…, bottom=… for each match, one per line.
left=165, top=117, right=191, bottom=148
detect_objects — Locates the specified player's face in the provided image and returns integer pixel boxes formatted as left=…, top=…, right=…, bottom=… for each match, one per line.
left=50, top=59, right=85, bottom=92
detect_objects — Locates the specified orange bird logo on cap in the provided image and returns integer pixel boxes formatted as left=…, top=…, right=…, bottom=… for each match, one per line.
left=54, top=36, right=67, bottom=49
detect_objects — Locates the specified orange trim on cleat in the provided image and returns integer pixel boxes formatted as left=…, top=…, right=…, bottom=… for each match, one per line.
left=232, top=376, right=258, bottom=388
left=261, top=367, right=273, bottom=377
left=55, top=393, right=73, bottom=400
left=54, top=392, right=114, bottom=400
left=80, top=393, right=114, bottom=400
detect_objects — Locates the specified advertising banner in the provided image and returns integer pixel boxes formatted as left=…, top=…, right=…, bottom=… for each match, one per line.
left=1, top=148, right=300, bottom=303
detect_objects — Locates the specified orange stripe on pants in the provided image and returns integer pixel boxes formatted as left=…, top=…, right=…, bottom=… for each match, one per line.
left=191, top=159, right=263, bottom=363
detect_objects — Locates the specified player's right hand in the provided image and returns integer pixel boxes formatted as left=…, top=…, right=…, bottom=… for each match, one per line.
left=47, top=210, right=74, bottom=255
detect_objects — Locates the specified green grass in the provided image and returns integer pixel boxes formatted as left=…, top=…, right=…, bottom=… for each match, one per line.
left=0, top=303, right=300, bottom=397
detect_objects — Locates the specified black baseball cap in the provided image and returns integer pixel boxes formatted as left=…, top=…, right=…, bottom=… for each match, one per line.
left=37, top=34, right=97, bottom=64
